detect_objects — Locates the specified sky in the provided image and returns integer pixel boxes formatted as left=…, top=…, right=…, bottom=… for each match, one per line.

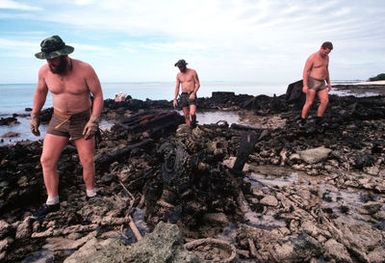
left=1, top=0, right=385, bottom=84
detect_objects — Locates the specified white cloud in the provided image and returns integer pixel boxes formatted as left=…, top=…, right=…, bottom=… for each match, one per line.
left=0, top=0, right=41, bottom=10
left=0, top=0, right=385, bottom=82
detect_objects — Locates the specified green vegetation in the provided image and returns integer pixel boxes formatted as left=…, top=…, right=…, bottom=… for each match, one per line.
left=369, top=73, right=385, bottom=81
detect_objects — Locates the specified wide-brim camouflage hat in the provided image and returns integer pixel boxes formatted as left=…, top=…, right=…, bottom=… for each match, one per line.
left=175, top=59, right=188, bottom=67
left=35, top=35, right=74, bottom=59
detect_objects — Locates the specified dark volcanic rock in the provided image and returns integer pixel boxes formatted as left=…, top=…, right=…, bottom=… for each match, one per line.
left=0, top=116, right=18, bottom=126
left=2, top=90, right=385, bottom=262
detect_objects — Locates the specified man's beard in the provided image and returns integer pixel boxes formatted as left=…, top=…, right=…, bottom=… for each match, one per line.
left=49, top=57, right=68, bottom=74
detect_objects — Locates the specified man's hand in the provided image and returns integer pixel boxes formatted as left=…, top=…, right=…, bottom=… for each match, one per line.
left=302, top=86, right=308, bottom=93
left=173, top=98, right=178, bottom=108
left=30, top=112, right=40, bottom=136
left=327, top=84, right=332, bottom=91
left=83, top=115, right=99, bottom=140
left=189, top=93, right=196, bottom=101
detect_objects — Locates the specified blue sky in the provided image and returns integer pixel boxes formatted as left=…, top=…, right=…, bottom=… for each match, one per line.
left=1, top=0, right=385, bottom=84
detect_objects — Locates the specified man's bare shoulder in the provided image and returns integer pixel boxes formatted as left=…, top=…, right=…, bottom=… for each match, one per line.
left=72, top=59, right=92, bottom=70
left=308, top=52, right=318, bottom=61
left=38, top=64, right=50, bottom=76
left=72, top=59, right=96, bottom=77
left=188, top=68, right=197, bottom=74
left=176, top=71, right=184, bottom=78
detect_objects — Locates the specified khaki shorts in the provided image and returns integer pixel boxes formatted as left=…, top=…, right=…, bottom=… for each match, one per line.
left=47, top=109, right=90, bottom=140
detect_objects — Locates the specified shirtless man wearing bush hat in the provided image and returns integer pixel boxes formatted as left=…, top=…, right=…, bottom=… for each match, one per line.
left=31, top=35, right=103, bottom=219
left=173, top=59, right=200, bottom=128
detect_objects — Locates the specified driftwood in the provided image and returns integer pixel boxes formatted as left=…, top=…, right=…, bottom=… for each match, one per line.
left=231, top=131, right=258, bottom=175
left=118, top=179, right=144, bottom=242
left=247, top=239, right=265, bottom=262
left=118, top=110, right=183, bottom=138
left=95, top=139, right=153, bottom=169
left=128, top=215, right=143, bottom=241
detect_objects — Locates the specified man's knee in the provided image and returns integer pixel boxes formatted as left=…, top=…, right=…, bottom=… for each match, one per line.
left=320, top=97, right=329, bottom=106
left=40, top=154, right=57, bottom=169
left=303, top=100, right=313, bottom=109
left=80, top=156, right=94, bottom=167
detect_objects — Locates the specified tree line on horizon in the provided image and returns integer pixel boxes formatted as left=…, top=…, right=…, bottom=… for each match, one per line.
left=369, top=73, right=385, bottom=81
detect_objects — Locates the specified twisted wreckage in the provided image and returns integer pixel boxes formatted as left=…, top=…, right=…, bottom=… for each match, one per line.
left=1, top=83, right=385, bottom=262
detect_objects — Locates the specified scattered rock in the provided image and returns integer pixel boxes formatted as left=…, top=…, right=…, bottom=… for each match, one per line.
left=64, top=222, right=201, bottom=263
left=1, top=131, right=19, bottom=138
left=298, top=146, right=332, bottom=164
left=324, top=239, right=352, bottom=263
left=259, top=195, right=278, bottom=207
left=0, top=220, right=12, bottom=239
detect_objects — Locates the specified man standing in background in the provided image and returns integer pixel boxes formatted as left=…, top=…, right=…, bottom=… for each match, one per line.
left=30, top=35, right=103, bottom=219
left=300, top=41, right=333, bottom=127
left=173, top=59, right=200, bottom=128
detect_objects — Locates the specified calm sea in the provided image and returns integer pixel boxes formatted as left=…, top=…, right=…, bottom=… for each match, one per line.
left=0, top=80, right=359, bottom=144
left=0, top=81, right=287, bottom=115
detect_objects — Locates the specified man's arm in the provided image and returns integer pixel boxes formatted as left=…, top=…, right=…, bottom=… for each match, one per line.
left=173, top=76, right=180, bottom=108
left=86, top=66, right=103, bottom=119
left=189, top=70, right=200, bottom=100
left=32, top=68, right=49, bottom=115
left=326, top=57, right=331, bottom=91
left=30, top=68, right=48, bottom=136
left=83, top=65, right=103, bottom=139
left=302, top=55, right=313, bottom=93
left=192, top=70, right=200, bottom=95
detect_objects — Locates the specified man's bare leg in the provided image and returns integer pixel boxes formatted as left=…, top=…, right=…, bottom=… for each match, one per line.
left=74, top=137, right=96, bottom=192
left=40, top=134, right=69, bottom=198
left=190, top=104, right=197, bottom=127
left=301, top=89, right=317, bottom=119
left=316, top=88, right=329, bottom=117
left=182, top=107, right=191, bottom=126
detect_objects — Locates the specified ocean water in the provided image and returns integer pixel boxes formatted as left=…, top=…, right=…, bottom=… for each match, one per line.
left=0, top=81, right=287, bottom=115
left=0, top=80, right=361, bottom=145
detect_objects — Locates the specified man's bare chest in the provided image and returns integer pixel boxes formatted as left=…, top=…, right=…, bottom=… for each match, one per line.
left=45, top=75, right=87, bottom=95
left=179, top=74, right=194, bottom=83
left=313, top=59, right=327, bottom=69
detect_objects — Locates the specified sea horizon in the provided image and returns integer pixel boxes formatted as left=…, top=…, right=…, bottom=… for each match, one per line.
left=0, top=79, right=369, bottom=145
left=0, top=81, right=288, bottom=116
left=0, top=79, right=364, bottom=116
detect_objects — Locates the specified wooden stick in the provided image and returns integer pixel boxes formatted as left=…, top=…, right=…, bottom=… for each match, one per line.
left=248, top=238, right=258, bottom=258
left=128, top=215, right=143, bottom=241
left=119, top=181, right=135, bottom=200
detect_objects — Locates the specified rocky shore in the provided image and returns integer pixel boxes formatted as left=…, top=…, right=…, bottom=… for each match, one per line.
left=332, top=81, right=385, bottom=96
left=1, top=87, right=385, bottom=262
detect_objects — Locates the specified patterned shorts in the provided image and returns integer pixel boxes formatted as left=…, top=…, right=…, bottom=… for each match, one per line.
left=308, top=76, right=326, bottom=92
left=179, top=92, right=197, bottom=108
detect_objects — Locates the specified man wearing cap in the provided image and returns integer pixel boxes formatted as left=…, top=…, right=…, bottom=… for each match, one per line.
left=173, top=59, right=200, bottom=128
left=30, top=35, right=103, bottom=219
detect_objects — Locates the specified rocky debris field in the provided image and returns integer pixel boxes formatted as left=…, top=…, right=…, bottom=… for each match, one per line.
left=0, top=90, right=385, bottom=262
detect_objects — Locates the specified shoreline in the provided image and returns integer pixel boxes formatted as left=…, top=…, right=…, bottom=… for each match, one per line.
left=332, top=82, right=385, bottom=96
left=2, top=85, right=385, bottom=145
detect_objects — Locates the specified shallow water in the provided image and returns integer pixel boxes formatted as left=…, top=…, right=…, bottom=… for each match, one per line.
left=243, top=166, right=379, bottom=230
left=0, top=118, right=113, bottom=145
left=0, top=110, right=243, bottom=145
